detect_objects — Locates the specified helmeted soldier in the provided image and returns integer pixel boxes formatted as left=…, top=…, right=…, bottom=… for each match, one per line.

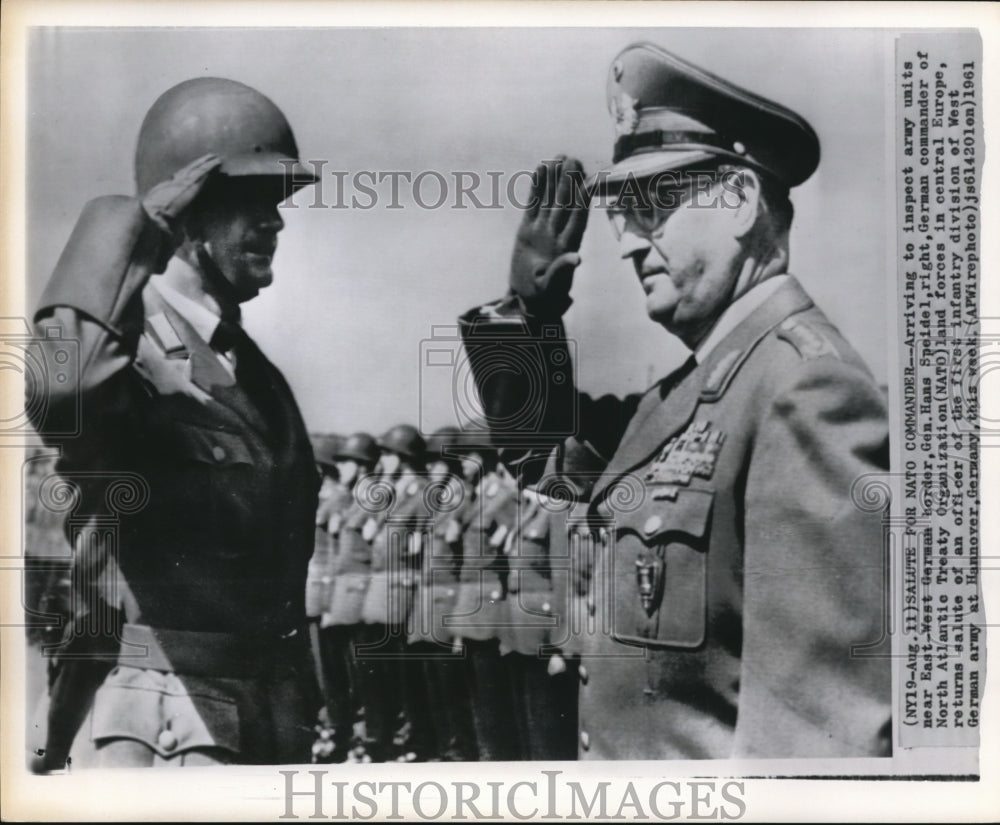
left=401, top=427, right=478, bottom=761
left=306, top=434, right=346, bottom=622
left=30, top=77, right=321, bottom=768
left=311, top=432, right=379, bottom=762
left=499, top=438, right=602, bottom=760
left=450, top=444, right=520, bottom=761
left=356, top=424, right=428, bottom=761
left=460, top=43, right=891, bottom=759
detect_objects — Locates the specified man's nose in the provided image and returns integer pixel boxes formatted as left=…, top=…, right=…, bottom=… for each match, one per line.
left=261, top=205, right=285, bottom=233
left=617, top=224, right=650, bottom=264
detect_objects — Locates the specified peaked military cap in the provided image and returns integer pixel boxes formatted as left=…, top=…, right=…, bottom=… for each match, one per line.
left=597, top=42, right=820, bottom=190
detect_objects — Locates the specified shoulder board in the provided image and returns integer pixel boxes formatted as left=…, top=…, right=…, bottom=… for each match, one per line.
left=146, top=312, right=186, bottom=357
left=777, top=317, right=841, bottom=361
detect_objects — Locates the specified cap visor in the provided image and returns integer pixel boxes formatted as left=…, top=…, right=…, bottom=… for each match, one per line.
left=587, top=149, right=713, bottom=195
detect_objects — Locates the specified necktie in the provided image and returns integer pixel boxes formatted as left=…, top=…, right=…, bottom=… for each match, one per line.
left=211, top=320, right=281, bottom=434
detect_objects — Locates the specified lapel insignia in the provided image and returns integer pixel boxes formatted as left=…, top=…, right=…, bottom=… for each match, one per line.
left=703, top=349, right=742, bottom=397
left=645, top=420, right=725, bottom=489
left=635, top=553, right=664, bottom=617
left=147, top=312, right=185, bottom=358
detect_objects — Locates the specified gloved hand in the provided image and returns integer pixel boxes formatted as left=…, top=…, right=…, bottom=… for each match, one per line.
left=141, top=153, right=222, bottom=246
left=509, top=156, right=591, bottom=317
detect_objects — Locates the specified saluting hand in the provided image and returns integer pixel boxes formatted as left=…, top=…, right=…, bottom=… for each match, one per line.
left=509, top=156, right=591, bottom=317
left=141, top=153, right=223, bottom=247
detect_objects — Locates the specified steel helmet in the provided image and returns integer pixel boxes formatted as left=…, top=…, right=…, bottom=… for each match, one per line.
left=335, top=432, right=381, bottom=466
left=311, top=434, right=345, bottom=469
left=377, top=424, right=426, bottom=463
left=134, top=77, right=318, bottom=194
left=425, top=426, right=465, bottom=471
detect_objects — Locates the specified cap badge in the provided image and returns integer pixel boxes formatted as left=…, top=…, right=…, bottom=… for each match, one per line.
left=611, top=89, right=640, bottom=138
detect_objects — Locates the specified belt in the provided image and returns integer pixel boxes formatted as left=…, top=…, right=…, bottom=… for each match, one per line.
left=116, top=623, right=303, bottom=678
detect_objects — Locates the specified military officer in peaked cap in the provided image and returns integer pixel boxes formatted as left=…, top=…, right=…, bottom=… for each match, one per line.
left=460, top=42, right=891, bottom=759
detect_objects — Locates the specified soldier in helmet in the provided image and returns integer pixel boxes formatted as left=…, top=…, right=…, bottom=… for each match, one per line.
left=460, top=43, right=890, bottom=759
left=311, top=432, right=379, bottom=762
left=305, top=435, right=344, bottom=624
left=498, top=439, right=604, bottom=761
left=449, top=440, right=520, bottom=761
left=357, top=424, right=428, bottom=761
left=403, top=427, right=477, bottom=761
left=29, top=78, right=321, bottom=767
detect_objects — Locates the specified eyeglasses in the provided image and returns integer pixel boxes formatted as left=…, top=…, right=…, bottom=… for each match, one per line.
left=605, top=174, right=709, bottom=240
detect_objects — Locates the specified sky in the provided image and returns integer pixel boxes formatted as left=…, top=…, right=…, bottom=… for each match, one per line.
left=26, top=26, right=889, bottom=437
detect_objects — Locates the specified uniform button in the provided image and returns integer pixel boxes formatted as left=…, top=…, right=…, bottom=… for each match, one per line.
left=157, top=729, right=178, bottom=752
left=489, top=589, right=501, bottom=601
left=578, top=665, right=589, bottom=685
left=447, top=588, right=455, bottom=597
left=541, top=602, right=551, bottom=613
left=211, top=445, right=226, bottom=462
left=580, top=730, right=590, bottom=751
left=643, top=515, right=662, bottom=535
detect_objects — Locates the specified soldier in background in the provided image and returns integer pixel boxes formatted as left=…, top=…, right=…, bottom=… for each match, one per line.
left=312, top=432, right=380, bottom=762
left=305, top=435, right=343, bottom=624
left=450, top=447, right=520, bottom=761
left=499, top=438, right=603, bottom=761
left=406, top=427, right=477, bottom=761
left=357, top=424, right=427, bottom=762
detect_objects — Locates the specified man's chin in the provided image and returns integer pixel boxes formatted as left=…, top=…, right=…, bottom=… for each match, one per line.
left=645, top=299, right=678, bottom=329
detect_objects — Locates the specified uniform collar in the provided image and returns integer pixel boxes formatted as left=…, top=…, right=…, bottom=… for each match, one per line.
left=693, top=275, right=790, bottom=364
left=591, top=276, right=813, bottom=504
left=151, top=257, right=239, bottom=348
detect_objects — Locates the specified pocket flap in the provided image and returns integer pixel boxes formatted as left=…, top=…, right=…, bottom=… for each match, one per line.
left=613, top=488, right=714, bottom=543
left=176, top=423, right=254, bottom=466
left=90, top=668, right=240, bottom=757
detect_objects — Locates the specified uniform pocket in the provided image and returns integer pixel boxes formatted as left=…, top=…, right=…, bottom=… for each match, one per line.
left=610, top=488, right=714, bottom=649
left=90, top=667, right=241, bottom=758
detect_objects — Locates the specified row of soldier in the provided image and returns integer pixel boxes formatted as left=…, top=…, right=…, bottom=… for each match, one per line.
left=304, top=425, right=596, bottom=762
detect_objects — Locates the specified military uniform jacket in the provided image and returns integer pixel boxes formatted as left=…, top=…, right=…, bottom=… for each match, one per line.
left=32, top=196, right=320, bottom=761
left=408, top=475, right=470, bottom=646
left=500, top=489, right=564, bottom=656
left=450, top=473, right=518, bottom=642
left=325, top=475, right=390, bottom=626
left=462, top=277, right=891, bottom=759
left=308, top=479, right=353, bottom=621
left=360, top=470, right=429, bottom=627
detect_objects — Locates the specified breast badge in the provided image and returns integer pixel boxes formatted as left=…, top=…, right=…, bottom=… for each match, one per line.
left=644, top=421, right=724, bottom=499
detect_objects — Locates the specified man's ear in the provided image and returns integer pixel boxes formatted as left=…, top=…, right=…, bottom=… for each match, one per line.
left=725, top=167, right=762, bottom=240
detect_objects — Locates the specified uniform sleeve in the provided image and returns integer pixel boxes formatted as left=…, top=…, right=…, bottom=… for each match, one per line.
left=30, top=196, right=169, bottom=446
left=458, top=300, right=639, bottom=484
left=736, top=356, right=892, bottom=757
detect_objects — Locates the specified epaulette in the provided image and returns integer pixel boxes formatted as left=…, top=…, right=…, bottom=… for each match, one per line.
left=776, top=317, right=841, bottom=361
left=145, top=312, right=186, bottom=358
